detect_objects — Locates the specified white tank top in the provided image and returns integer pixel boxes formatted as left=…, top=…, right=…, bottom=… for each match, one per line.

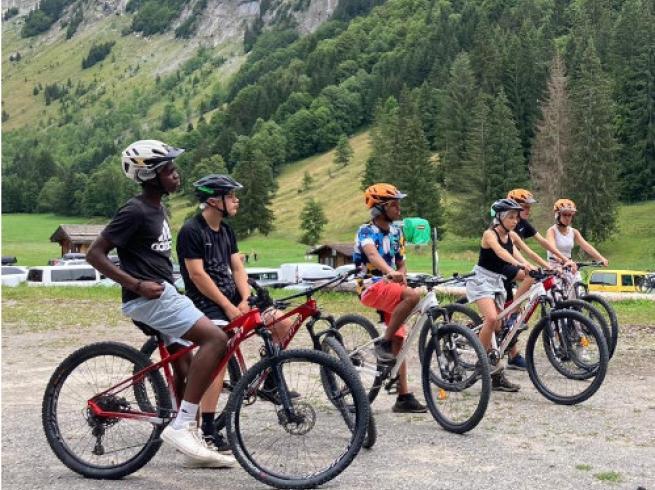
left=547, top=225, right=575, bottom=262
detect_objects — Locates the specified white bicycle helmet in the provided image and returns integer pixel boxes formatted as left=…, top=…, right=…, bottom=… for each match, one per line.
left=121, top=140, right=184, bottom=183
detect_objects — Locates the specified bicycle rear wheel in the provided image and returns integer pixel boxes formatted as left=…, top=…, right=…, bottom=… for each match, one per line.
left=321, top=335, right=377, bottom=449
left=42, top=342, right=171, bottom=479
left=554, top=299, right=611, bottom=357
left=580, top=294, right=619, bottom=359
left=226, top=349, right=368, bottom=489
left=334, top=314, right=384, bottom=403
left=421, top=323, right=491, bottom=434
left=526, top=310, right=608, bottom=405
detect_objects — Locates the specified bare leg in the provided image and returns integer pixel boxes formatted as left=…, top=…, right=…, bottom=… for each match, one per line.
left=384, top=288, right=419, bottom=340
left=392, top=336, right=410, bottom=395
left=168, top=345, right=191, bottom=404
left=180, top=317, right=228, bottom=403
left=262, top=309, right=294, bottom=346
left=199, top=364, right=228, bottom=414
left=476, top=298, right=500, bottom=352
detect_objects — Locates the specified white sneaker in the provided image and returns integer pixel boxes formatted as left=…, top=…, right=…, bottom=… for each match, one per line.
left=162, top=421, right=236, bottom=468
left=182, top=451, right=237, bottom=469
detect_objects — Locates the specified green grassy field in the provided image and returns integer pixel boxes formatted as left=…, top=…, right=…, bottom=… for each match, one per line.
left=2, top=284, right=654, bottom=330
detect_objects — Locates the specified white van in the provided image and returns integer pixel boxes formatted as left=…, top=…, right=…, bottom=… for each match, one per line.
left=246, top=267, right=281, bottom=287
left=26, top=265, right=104, bottom=287
left=278, top=263, right=336, bottom=284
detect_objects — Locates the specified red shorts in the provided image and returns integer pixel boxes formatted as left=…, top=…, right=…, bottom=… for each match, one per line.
left=360, top=281, right=408, bottom=339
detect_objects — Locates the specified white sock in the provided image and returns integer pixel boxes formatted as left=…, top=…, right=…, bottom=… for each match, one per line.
left=172, top=400, right=199, bottom=429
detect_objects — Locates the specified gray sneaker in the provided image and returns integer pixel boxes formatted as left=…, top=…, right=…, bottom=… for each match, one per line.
left=491, top=372, right=520, bottom=392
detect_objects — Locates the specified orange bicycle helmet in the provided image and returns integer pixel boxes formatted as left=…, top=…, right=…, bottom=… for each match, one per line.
left=507, top=188, right=537, bottom=204
left=553, top=198, right=577, bottom=213
left=364, top=183, right=407, bottom=208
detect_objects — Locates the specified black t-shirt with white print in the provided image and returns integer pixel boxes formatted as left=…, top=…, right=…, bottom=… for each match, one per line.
left=101, top=196, right=174, bottom=303
left=515, top=218, right=537, bottom=240
left=176, top=214, right=240, bottom=319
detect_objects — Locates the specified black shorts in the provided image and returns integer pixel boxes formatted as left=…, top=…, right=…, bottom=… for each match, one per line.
left=501, top=265, right=520, bottom=303
left=199, top=291, right=242, bottom=323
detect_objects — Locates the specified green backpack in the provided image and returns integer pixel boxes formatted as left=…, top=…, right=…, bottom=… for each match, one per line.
left=402, top=217, right=431, bottom=245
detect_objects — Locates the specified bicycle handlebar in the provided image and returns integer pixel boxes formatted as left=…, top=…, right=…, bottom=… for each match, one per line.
left=575, top=261, right=604, bottom=269
left=248, top=270, right=357, bottom=310
left=406, top=272, right=475, bottom=288
left=528, top=268, right=560, bottom=281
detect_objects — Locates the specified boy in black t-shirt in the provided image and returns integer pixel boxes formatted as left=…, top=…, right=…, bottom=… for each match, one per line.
left=86, top=140, right=235, bottom=468
left=176, top=174, right=296, bottom=450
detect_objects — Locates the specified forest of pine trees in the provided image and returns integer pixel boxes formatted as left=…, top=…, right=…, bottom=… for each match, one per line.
left=3, top=0, right=654, bottom=241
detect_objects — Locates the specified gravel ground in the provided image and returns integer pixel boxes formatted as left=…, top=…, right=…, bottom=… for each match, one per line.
left=2, top=317, right=654, bottom=490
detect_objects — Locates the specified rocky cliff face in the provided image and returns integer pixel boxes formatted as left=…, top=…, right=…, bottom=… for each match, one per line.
left=4, top=0, right=338, bottom=48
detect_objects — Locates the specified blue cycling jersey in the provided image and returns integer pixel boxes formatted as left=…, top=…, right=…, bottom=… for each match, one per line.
left=353, top=222, right=406, bottom=278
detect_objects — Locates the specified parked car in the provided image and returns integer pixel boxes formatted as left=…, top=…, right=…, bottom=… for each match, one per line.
left=246, top=267, right=282, bottom=287
left=334, top=264, right=356, bottom=277
left=27, top=265, right=105, bottom=287
left=588, top=269, right=648, bottom=293
left=278, top=263, right=336, bottom=284
left=1, top=266, right=28, bottom=287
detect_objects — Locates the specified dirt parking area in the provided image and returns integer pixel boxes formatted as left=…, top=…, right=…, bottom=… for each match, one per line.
left=2, top=305, right=654, bottom=490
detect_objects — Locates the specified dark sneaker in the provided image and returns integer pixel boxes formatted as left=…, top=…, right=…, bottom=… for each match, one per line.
left=392, top=393, right=428, bottom=413
left=508, top=354, right=527, bottom=371
left=261, top=376, right=301, bottom=403
left=374, top=339, right=395, bottom=363
left=203, top=430, right=231, bottom=454
left=492, top=372, right=520, bottom=392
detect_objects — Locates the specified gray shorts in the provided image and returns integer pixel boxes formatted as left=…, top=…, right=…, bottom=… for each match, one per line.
left=466, top=266, right=507, bottom=303
left=122, top=282, right=204, bottom=343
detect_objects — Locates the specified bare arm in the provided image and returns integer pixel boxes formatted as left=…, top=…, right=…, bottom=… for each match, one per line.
left=511, top=232, right=549, bottom=268
left=230, top=252, right=251, bottom=312
left=362, top=242, right=405, bottom=283
left=185, top=258, right=241, bottom=319
left=573, top=229, right=608, bottom=266
left=87, top=236, right=163, bottom=299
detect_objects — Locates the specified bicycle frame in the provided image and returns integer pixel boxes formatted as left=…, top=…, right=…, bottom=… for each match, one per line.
left=489, top=278, right=552, bottom=359
left=88, top=307, right=266, bottom=424
left=349, top=286, right=446, bottom=380
left=223, top=297, right=338, bottom=384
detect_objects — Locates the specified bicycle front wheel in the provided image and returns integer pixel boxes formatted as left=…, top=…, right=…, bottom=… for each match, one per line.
left=421, top=323, right=491, bottom=434
left=42, top=342, right=171, bottom=479
left=526, top=310, right=608, bottom=405
left=226, top=349, right=369, bottom=489
left=418, top=303, right=482, bottom=363
left=321, top=335, right=377, bottom=449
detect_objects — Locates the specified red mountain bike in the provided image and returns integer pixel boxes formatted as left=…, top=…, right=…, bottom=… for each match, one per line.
left=42, top=277, right=370, bottom=489
left=139, top=276, right=378, bottom=448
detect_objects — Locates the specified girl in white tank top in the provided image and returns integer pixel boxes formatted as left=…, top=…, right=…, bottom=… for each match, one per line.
left=547, top=225, right=574, bottom=263
left=546, top=199, right=609, bottom=269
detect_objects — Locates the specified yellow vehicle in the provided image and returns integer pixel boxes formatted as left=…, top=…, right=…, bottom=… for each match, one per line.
left=588, top=269, right=648, bottom=293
